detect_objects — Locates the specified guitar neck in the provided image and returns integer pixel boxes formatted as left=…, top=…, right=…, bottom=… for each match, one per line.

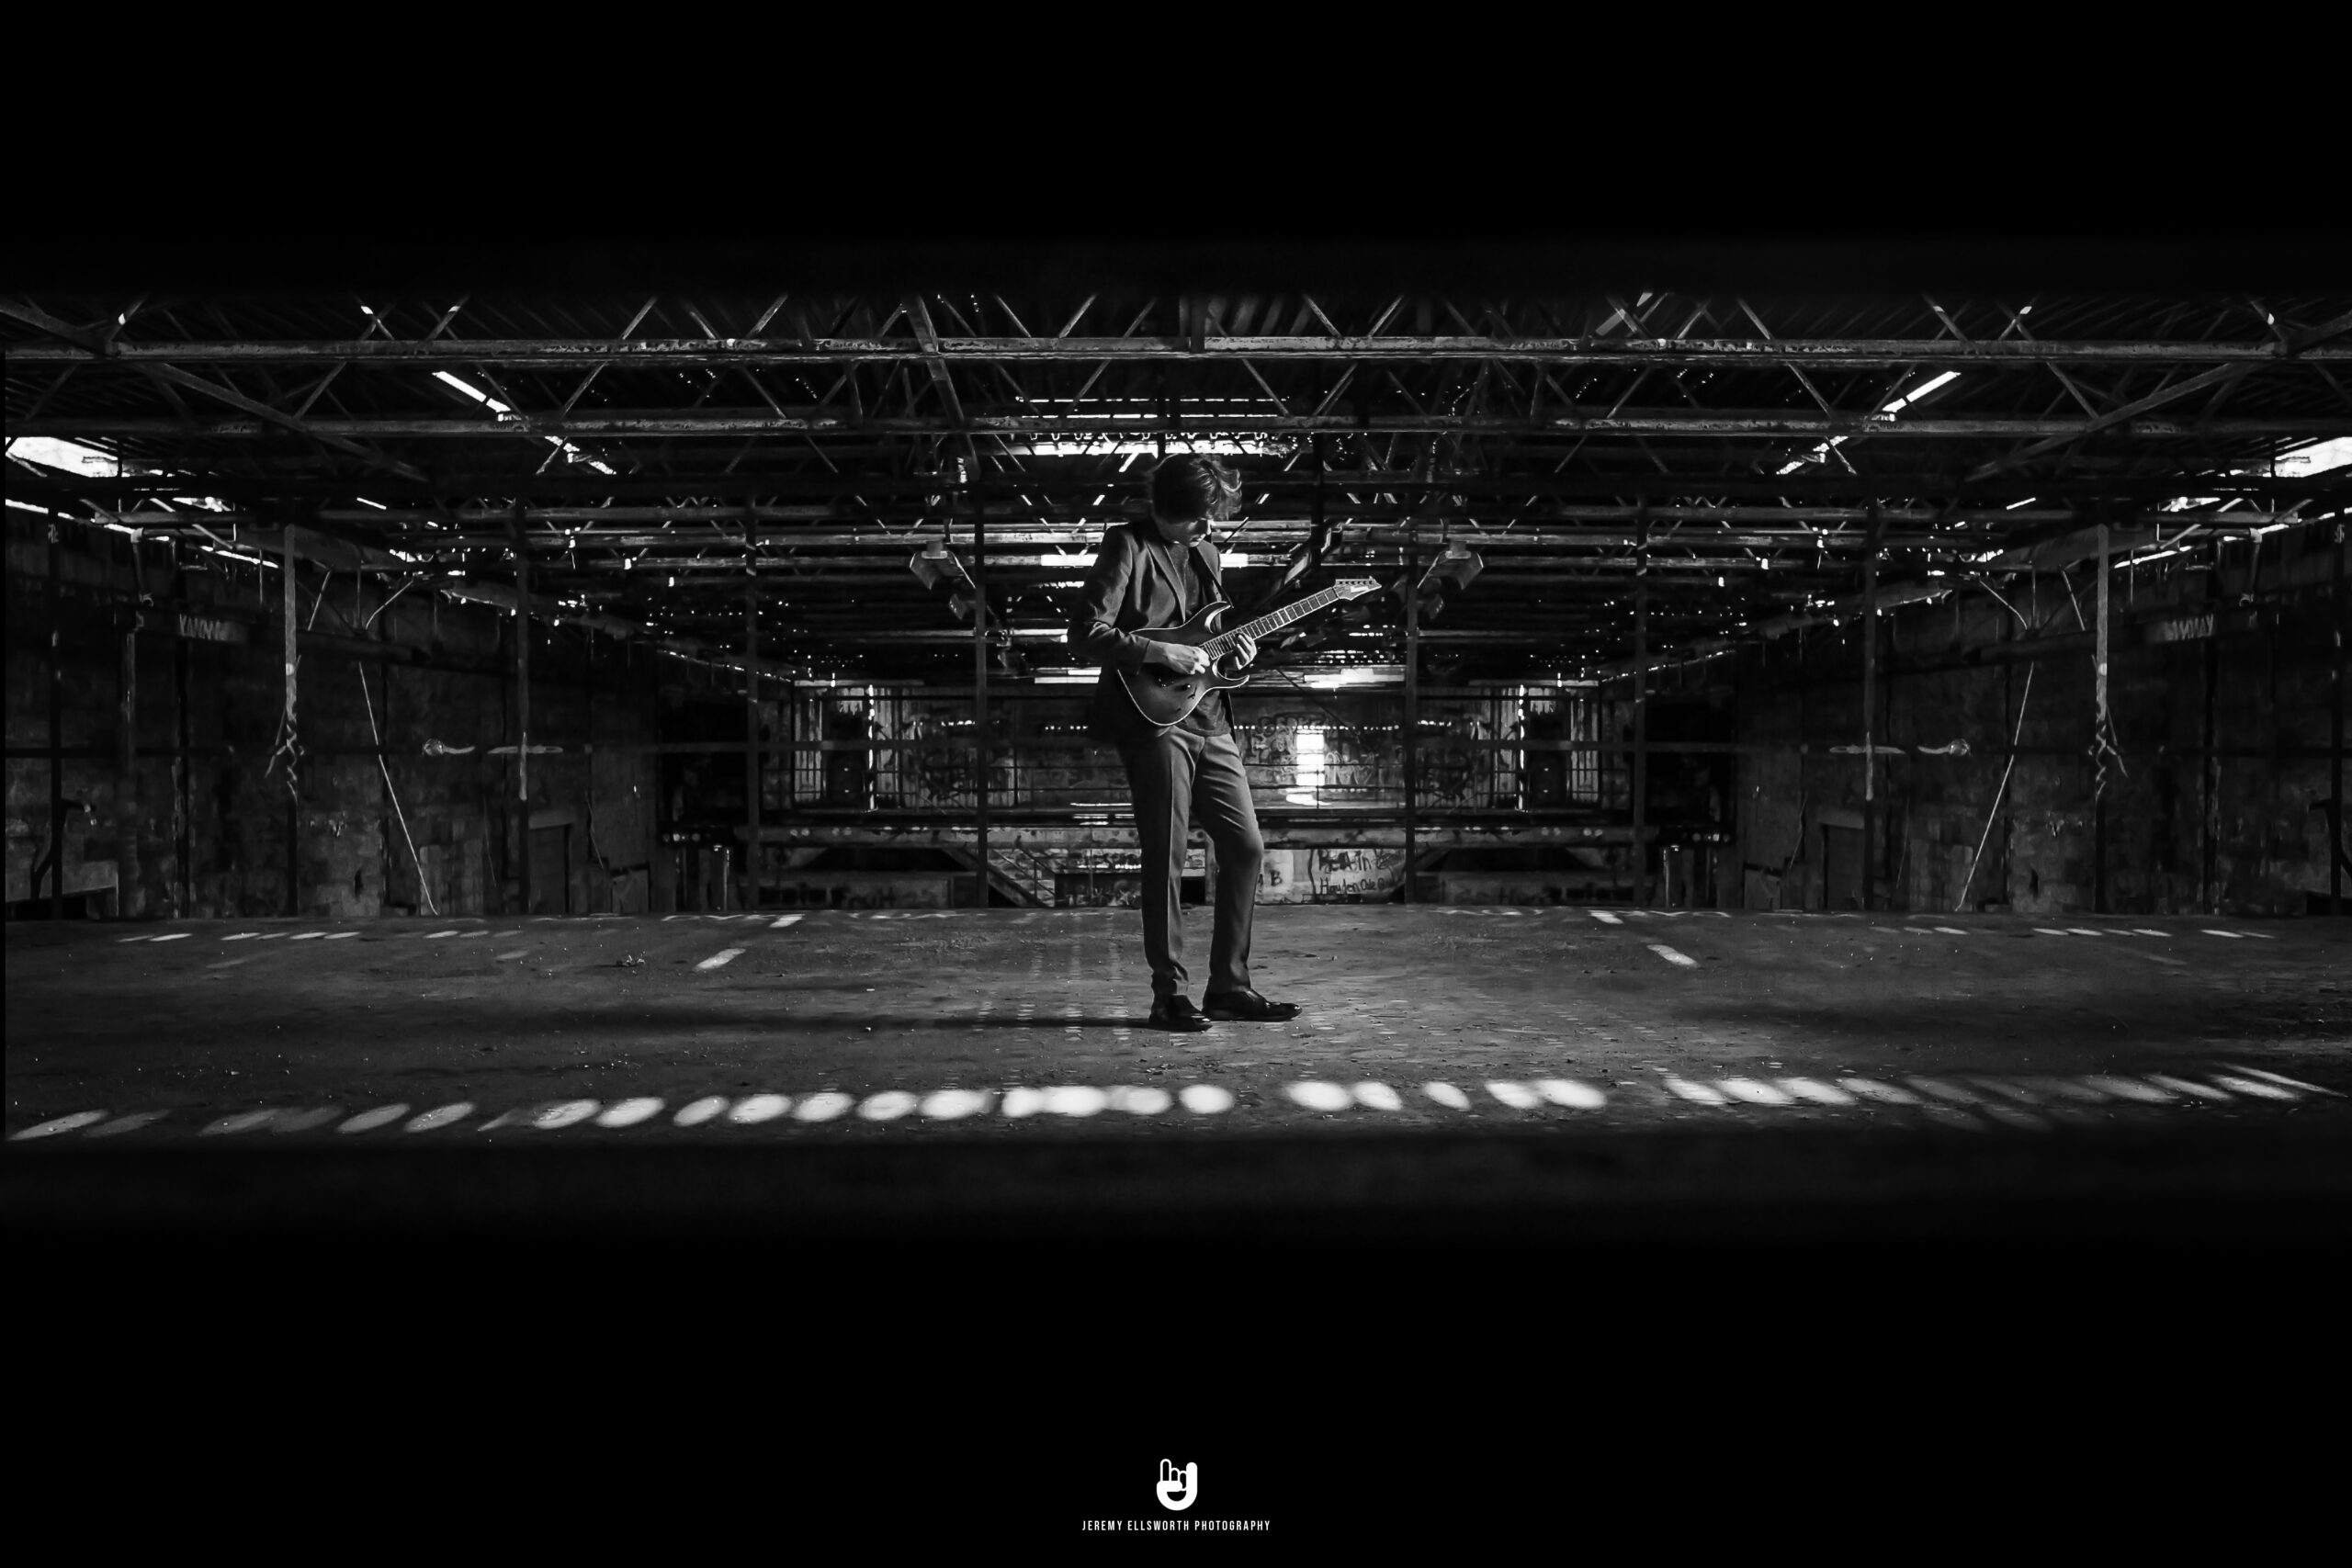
left=1204, top=584, right=1351, bottom=650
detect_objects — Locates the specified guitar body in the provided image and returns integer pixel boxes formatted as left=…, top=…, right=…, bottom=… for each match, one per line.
left=1106, top=577, right=1382, bottom=732
left=1114, top=603, right=1252, bottom=730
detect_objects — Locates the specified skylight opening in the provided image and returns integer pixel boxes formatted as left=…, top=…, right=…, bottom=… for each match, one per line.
left=2276, top=435, right=2352, bottom=476
left=1880, top=370, right=1963, bottom=414
left=8, top=436, right=119, bottom=476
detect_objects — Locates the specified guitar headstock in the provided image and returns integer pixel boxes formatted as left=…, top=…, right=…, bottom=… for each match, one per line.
left=1330, top=578, right=1383, bottom=600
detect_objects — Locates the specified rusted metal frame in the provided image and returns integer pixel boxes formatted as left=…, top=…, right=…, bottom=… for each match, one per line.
left=1064, top=356, right=1117, bottom=417
left=1055, top=297, right=1096, bottom=338
left=1737, top=299, right=1860, bottom=475
left=1310, top=361, right=1362, bottom=420
left=0, top=297, right=431, bottom=484
left=21, top=362, right=78, bottom=423
left=1377, top=367, right=1431, bottom=419
left=1995, top=298, right=2110, bottom=419
left=33, top=336, right=2352, bottom=370
left=1237, top=355, right=1291, bottom=417
left=987, top=295, right=1035, bottom=340
left=39, top=411, right=2347, bottom=448
left=559, top=295, right=660, bottom=418
left=1968, top=307, right=2352, bottom=480
left=1922, top=297, right=1972, bottom=342
left=1605, top=293, right=1672, bottom=339
left=2195, top=373, right=2243, bottom=423
left=747, top=294, right=790, bottom=338
left=288, top=363, right=348, bottom=420
left=2243, top=296, right=2295, bottom=349
left=2304, top=360, right=2352, bottom=415
left=978, top=354, right=1046, bottom=421
left=423, top=298, right=469, bottom=343
left=738, top=364, right=793, bottom=422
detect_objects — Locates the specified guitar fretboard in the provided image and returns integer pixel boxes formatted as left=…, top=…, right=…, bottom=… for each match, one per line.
left=1201, top=583, right=1358, bottom=654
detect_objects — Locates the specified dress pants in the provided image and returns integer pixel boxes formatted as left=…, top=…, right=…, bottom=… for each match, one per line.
left=1117, top=724, right=1264, bottom=999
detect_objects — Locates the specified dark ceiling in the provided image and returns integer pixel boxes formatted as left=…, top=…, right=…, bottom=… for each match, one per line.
left=7, top=238, right=2347, bottom=685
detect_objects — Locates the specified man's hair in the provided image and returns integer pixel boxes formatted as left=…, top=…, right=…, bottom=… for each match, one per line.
left=1148, top=453, right=1243, bottom=524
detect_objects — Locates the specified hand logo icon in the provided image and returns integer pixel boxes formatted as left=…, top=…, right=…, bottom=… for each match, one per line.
left=1156, top=1459, right=1198, bottom=1512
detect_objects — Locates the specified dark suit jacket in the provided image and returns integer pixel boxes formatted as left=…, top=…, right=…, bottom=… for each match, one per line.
left=1069, top=520, right=1229, bottom=746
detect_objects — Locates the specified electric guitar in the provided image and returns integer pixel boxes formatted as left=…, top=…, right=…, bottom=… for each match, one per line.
left=1116, top=578, right=1385, bottom=730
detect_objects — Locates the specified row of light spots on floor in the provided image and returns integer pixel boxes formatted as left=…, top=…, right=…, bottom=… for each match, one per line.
left=2029, top=926, right=2274, bottom=941
left=11, top=1066, right=2337, bottom=1143
left=1656, top=1066, right=2325, bottom=1126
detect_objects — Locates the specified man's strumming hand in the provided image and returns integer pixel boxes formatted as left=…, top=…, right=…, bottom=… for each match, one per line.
left=1150, top=641, right=1213, bottom=676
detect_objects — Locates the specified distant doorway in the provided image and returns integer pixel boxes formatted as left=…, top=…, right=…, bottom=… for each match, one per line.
left=528, top=824, right=571, bottom=915
left=1821, top=824, right=1863, bottom=910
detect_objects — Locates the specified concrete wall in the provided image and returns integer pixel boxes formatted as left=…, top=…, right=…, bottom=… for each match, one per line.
left=5, top=514, right=663, bottom=921
left=1731, top=525, right=2346, bottom=917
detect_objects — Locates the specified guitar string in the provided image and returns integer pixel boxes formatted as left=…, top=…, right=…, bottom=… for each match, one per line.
left=1198, top=582, right=1367, bottom=657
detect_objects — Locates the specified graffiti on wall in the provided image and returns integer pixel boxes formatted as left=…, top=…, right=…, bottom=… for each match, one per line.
left=1257, top=846, right=1405, bottom=902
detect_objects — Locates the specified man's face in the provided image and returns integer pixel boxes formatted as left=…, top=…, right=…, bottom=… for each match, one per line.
left=1151, top=510, right=1208, bottom=544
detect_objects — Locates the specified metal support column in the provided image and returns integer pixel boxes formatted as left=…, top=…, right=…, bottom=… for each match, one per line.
left=117, top=543, right=138, bottom=919
left=2201, top=539, right=2220, bottom=912
left=1403, top=538, right=1419, bottom=902
left=1633, top=575, right=1649, bottom=908
left=174, top=539, right=192, bottom=913
left=2334, top=519, right=2346, bottom=916
left=281, top=525, right=298, bottom=918
left=512, top=503, right=532, bottom=917
left=743, top=507, right=760, bottom=913
left=47, top=522, right=64, bottom=920
left=967, top=450, right=989, bottom=903
left=2094, top=517, right=2111, bottom=914
left=1860, top=507, right=1881, bottom=912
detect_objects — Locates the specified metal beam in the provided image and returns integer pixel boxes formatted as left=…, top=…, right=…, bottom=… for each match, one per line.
left=906, top=297, right=967, bottom=428
left=0, top=298, right=431, bottom=484
left=23, top=412, right=2342, bottom=441
left=14, top=335, right=2348, bottom=368
left=1967, top=309, right=2352, bottom=480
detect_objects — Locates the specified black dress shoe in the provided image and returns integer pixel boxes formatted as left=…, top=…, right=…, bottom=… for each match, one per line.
left=1147, top=996, right=1213, bottom=1032
left=1202, top=987, right=1302, bottom=1021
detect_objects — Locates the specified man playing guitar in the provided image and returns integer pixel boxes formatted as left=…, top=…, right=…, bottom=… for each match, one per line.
left=1070, top=454, right=1303, bottom=1032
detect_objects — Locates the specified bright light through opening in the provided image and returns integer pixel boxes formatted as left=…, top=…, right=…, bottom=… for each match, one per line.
left=2278, top=435, right=2352, bottom=475
left=1286, top=726, right=1326, bottom=806
left=1881, top=370, right=1962, bottom=413
left=8, top=436, right=119, bottom=476
left=433, top=370, right=509, bottom=413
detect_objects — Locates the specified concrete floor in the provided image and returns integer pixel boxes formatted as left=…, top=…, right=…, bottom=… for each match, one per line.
left=7, top=906, right=2349, bottom=1239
